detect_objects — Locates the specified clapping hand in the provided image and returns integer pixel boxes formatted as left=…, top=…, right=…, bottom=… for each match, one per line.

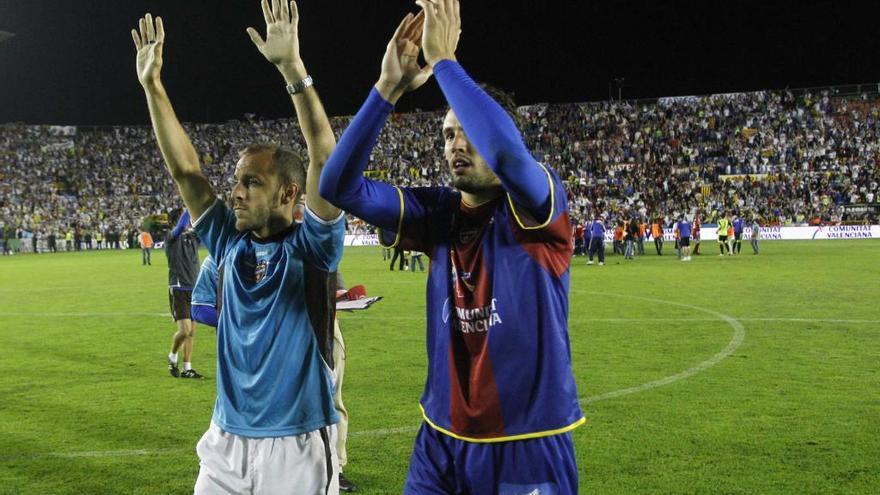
left=414, top=0, right=460, bottom=66
left=375, top=10, right=433, bottom=104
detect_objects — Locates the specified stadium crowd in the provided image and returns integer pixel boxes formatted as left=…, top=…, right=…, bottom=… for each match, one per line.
left=2, top=87, right=879, bottom=253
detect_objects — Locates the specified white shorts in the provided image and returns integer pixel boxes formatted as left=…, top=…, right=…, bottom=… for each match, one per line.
left=194, top=422, right=339, bottom=495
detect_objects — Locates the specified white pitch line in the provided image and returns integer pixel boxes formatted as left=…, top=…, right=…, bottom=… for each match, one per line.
left=350, top=425, right=418, bottom=438
left=0, top=283, right=147, bottom=293
left=0, top=312, right=170, bottom=318
left=0, top=448, right=183, bottom=460
left=739, top=318, right=880, bottom=324
left=571, top=290, right=746, bottom=405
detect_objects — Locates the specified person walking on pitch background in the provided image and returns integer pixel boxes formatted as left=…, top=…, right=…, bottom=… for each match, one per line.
left=587, top=215, right=606, bottom=265
left=139, top=228, right=153, bottom=265
left=165, top=210, right=203, bottom=379
left=651, top=217, right=663, bottom=255
left=750, top=216, right=761, bottom=254
left=717, top=211, right=731, bottom=256
left=733, top=213, right=745, bottom=254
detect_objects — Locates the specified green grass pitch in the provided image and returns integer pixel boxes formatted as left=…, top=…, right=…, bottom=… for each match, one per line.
left=1, top=240, right=878, bottom=494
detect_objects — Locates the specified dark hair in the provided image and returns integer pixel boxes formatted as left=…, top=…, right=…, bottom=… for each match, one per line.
left=446, top=83, right=523, bottom=131
left=239, top=144, right=306, bottom=191
left=480, top=83, right=522, bottom=131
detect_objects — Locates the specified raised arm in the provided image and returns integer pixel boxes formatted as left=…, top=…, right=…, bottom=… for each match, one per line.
left=132, top=14, right=214, bottom=220
left=247, top=0, right=339, bottom=221
left=170, top=210, right=191, bottom=239
left=417, top=0, right=551, bottom=216
left=318, top=12, right=431, bottom=230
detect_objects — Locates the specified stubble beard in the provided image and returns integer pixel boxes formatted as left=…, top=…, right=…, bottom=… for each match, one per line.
left=233, top=206, right=270, bottom=233
left=451, top=172, right=501, bottom=196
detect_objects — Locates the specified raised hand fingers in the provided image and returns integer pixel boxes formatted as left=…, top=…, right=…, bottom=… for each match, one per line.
left=145, top=13, right=156, bottom=42
left=261, top=0, right=274, bottom=25
left=155, top=17, right=165, bottom=43
left=271, top=0, right=285, bottom=23
left=280, top=0, right=290, bottom=23
left=131, top=29, right=142, bottom=51
left=290, top=1, right=299, bottom=24
left=415, top=0, right=439, bottom=16
left=246, top=27, right=265, bottom=48
left=412, top=10, right=425, bottom=46
left=403, top=10, right=425, bottom=42
left=138, top=17, right=148, bottom=46
left=271, top=0, right=279, bottom=21
left=391, top=13, right=414, bottom=44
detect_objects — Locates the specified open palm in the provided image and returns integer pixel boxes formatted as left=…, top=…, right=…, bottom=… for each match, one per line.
left=247, top=0, right=301, bottom=68
left=131, top=14, right=164, bottom=87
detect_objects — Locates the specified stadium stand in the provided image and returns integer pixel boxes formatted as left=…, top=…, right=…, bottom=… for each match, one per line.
left=1, top=86, right=878, bottom=253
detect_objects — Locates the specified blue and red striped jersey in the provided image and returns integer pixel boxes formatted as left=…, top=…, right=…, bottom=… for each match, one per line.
left=382, top=167, right=585, bottom=442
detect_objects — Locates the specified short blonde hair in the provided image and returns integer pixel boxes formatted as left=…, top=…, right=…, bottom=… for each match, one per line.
left=239, top=144, right=306, bottom=190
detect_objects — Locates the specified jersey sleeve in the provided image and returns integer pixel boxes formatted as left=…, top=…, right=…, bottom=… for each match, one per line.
left=377, top=187, right=455, bottom=257
left=171, top=210, right=191, bottom=239
left=191, top=305, right=218, bottom=327
left=506, top=164, right=568, bottom=233
left=297, top=206, right=346, bottom=272
left=192, top=199, right=237, bottom=261
left=506, top=168, right=572, bottom=278
left=192, top=256, right=218, bottom=307
left=319, top=89, right=406, bottom=232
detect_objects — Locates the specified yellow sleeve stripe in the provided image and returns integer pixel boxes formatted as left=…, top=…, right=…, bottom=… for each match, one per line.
left=506, top=162, right=555, bottom=231
left=377, top=186, right=405, bottom=249
left=419, top=404, right=586, bottom=443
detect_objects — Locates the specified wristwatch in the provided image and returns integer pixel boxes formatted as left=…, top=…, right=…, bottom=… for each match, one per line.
left=286, top=75, right=314, bottom=95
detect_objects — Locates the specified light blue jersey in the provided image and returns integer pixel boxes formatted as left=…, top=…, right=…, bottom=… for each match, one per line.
left=193, top=199, right=345, bottom=438
left=192, top=255, right=218, bottom=307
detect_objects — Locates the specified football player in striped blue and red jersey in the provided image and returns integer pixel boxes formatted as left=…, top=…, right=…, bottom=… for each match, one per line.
left=319, top=2, right=584, bottom=492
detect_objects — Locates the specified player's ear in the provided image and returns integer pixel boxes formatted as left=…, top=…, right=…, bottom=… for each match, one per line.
left=281, top=182, right=299, bottom=206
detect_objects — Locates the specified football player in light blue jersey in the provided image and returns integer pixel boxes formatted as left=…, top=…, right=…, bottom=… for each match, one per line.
left=132, top=1, right=344, bottom=492
left=190, top=247, right=358, bottom=492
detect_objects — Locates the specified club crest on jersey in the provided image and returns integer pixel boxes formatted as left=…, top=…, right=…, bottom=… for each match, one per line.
left=254, top=259, right=269, bottom=282
left=460, top=271, right=476, bottom=292
left=459, top=227, right=479, bottom=244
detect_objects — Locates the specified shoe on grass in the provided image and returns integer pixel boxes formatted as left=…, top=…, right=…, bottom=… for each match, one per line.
left=180, top=369, right=203, bottom=379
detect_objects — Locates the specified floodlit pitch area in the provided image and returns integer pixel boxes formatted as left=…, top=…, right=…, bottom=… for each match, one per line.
left=1, top=240, right=878, bottom=494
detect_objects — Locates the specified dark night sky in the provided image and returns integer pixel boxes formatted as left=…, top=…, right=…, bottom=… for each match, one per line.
left=1, top=0, right=878, bottom=126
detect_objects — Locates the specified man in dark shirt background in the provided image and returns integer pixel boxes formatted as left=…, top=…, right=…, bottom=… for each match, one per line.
left=587, top=215, right=606, bottom=266
left=165, top=209, right=202, bottom=379
left=47, top=232, right=57, bottom=253
left=733, top=213, right=745, bottom=254
left=624, top=215, right=639, bottom=260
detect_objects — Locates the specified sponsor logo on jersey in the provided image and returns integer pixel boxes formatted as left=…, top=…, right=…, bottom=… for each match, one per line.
left=454, top=298, right=503, bottom=334
left=459, top=227, right=480, bottom=244
left=254, top=259, right=269, bottom=282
